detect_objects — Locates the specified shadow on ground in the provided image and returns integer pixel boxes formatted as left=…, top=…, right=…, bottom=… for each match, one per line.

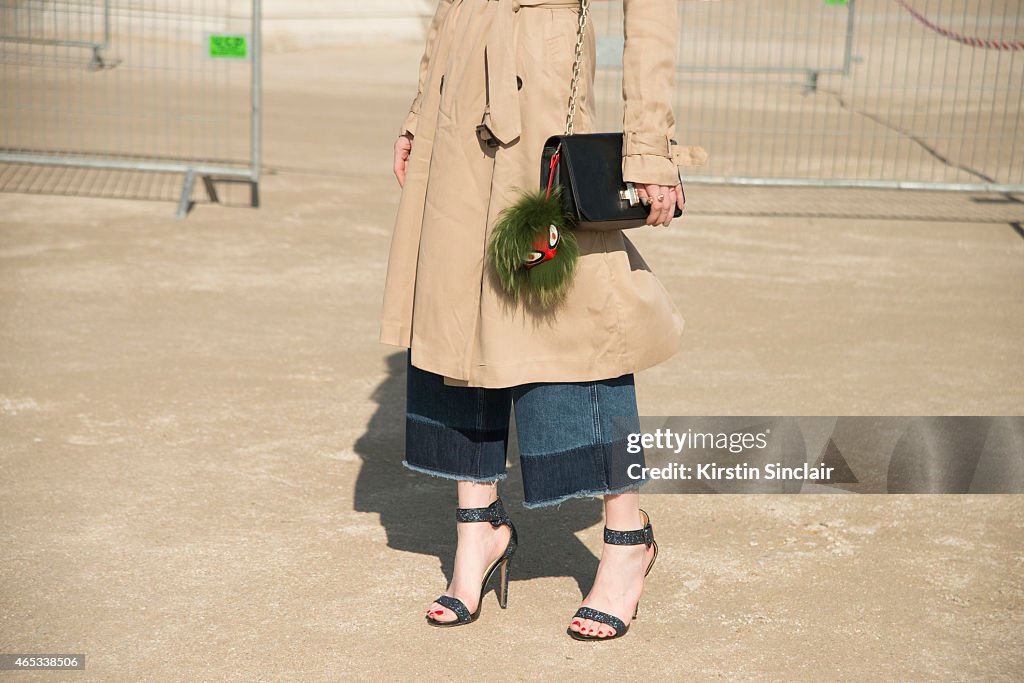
left=352, top=350, right=609, bottom=599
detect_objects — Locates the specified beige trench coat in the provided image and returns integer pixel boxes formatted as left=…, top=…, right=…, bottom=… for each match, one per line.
left=379, top=0, right=707, bottom=388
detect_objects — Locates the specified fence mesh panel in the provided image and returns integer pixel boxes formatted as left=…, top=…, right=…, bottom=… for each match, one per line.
left=0, top=0, right=259, bottom=216
left=592, top=0, right=1023, bottom=191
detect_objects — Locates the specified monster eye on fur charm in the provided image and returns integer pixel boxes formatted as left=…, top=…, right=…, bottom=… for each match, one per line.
left=524, top=223, right=560, bottom=270
left=487, top=184, right=579, bottom=308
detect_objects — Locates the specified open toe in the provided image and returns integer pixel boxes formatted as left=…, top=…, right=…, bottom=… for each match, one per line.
left=566, top=510, right=659, bottom=642
left=424, top=498, right=518, bottom=629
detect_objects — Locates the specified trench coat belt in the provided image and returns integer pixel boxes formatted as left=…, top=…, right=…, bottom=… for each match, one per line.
left=479, top=0, right=581, bottom=145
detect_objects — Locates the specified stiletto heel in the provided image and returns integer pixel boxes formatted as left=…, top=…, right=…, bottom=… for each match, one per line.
left=630, top=539, right=657, bottom=622
left=426, top=496, right=517, bottom=627
left=498, top=557, right=511, bottom=609
left=568, top=509, right=658, bottom=642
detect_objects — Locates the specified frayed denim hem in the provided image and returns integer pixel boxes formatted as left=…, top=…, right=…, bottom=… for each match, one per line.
left=401, top=459, right=508, bottom=484
left=520, top=480, right=645, bottom=509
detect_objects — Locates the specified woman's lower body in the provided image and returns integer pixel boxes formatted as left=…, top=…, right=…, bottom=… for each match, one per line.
left=402, top=349, right=658, bottom=639
left=403, top=348, right=644, bottom=507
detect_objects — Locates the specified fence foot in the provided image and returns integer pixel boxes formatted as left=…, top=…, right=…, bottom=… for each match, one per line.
left=176, top=170, right=196, bottom=219
left=202, top=175, right=220, bottom=204
left=250, top=181, right=260, bottom=208
left=87, top=47, right=118, bottom=71
left=803, top=70, right=819, bottom=94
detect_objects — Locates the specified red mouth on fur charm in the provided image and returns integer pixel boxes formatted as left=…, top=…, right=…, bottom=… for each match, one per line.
left=524, top=224, right=560, bottom=269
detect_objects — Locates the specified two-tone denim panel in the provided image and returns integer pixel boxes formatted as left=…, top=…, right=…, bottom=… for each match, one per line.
left=404, top=350, right=512, bottom=481
left=512, top=374, right=645, bottom=507
left=402, top=350, right=646, bottom=507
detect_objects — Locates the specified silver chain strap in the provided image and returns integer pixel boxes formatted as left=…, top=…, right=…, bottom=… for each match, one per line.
left=564, top=0, right=590, bottom=136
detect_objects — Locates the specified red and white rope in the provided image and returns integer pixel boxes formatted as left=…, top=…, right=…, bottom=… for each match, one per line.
left=895, top=0, right=1024, bottom=51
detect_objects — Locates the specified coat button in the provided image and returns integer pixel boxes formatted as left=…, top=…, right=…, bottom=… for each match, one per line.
left=516, top=76, right=523, bottom=90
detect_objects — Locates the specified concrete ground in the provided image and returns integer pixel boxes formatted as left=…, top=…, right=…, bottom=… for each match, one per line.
left=1, top=43, right=1023, bottom=681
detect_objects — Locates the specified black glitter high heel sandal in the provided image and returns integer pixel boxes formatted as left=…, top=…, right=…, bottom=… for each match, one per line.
left=426, top=497, right=518, bottom=627
left=567, top=509, right=658, bottom=641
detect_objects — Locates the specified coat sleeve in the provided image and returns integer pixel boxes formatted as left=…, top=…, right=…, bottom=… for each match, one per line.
left=620, top=0, right=681, bottom=187
left=399, top=0, right=454, bottom=138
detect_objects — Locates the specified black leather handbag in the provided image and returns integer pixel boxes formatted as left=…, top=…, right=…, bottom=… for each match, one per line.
left=541, top=132, right=684, bottom=232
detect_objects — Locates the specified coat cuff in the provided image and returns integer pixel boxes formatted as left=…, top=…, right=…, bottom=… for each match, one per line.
left=623, top=131, right=673, bottom=157
left=621, top=131, right=679, bottom=186
left=399, top=110, right=419, bottom=137
left=622, top=133, right=710, bottom=186
left=622, top=154, right=680, bottom=187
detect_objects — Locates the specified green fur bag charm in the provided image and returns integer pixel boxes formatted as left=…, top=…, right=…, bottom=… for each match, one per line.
left=487, top=152, right=579, bottom=308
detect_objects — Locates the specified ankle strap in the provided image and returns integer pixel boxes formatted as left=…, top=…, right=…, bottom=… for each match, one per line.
left=455, top=497, right=510, bottom=528
left=604, top=509, right=654, bottom=547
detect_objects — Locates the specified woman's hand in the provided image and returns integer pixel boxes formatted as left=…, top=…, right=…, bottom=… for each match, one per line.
left=637, top=182, right=686, bottom=227
left=394, top=133, right=414, bottom=187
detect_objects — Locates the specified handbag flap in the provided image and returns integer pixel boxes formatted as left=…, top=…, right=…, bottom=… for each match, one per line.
left=547, top=133, right=649, bottom=224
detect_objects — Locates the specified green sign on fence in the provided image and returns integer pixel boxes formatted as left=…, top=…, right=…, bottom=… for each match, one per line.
left=208, top=34, right=248, bottom=59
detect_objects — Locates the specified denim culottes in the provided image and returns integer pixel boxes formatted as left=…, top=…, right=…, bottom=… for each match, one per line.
left=402, top=350, right=646, bottom=508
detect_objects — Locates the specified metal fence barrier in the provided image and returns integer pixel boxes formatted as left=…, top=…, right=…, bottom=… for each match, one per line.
left=592, top=0, right=1023, bottom=193
left=2, top=1, right=1020, bottom=213
left=0, top=0, right=262, bottom=218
